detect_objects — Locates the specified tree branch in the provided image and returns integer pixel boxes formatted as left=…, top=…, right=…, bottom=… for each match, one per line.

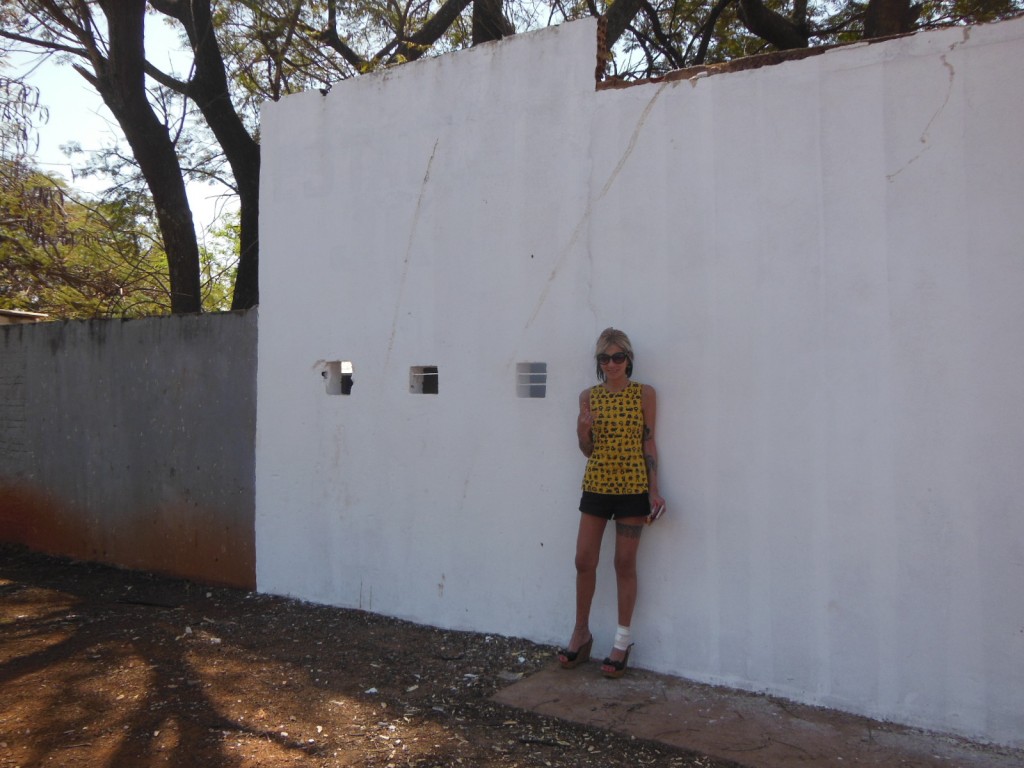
left=316, top=0, right=366, bottom=70
left=473, top=0, right=514, bottom=45
left=864, top=0, right=920, bottom=38
left=640, top=0, right=686, bottom=70
left=71, top=62, right=98, bottom=88
left=393, top=0, right=473, bottom=62
left=690, top=0, right=735, bottom=65
left=148, top=0, right=196, bottom=39
left=142, top=62, right=191, bottom=94
left=737, top=0, right=809, bottom=50
left=793, top=0, right=808, bottom=28
left=605, top=0, right=645, bottom=49
left=0, top=30, right=87, bottom=59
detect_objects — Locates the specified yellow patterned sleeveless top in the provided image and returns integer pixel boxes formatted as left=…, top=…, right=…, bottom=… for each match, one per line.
left=582, top=381, right=648, bottom=495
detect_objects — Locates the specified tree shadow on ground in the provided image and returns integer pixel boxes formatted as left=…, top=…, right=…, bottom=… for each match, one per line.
left=0, top=544, right=726, bottom=768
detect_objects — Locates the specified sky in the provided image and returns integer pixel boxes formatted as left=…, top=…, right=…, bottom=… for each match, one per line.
left=9, top=18, right=234, bottom=235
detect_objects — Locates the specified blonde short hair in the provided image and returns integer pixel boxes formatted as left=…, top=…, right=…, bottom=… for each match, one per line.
left=594, top=327, right=634, bottom=381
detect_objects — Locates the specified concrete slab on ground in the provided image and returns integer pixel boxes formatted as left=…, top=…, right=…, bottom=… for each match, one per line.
left=492, top=661, right=1024, bottom=768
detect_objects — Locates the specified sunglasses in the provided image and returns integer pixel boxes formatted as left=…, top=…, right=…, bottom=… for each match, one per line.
left=597, top=352, right=628, bottom=365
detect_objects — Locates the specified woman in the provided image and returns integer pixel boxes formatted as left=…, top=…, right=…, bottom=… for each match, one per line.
left=558, top=328, right=666, bottom=678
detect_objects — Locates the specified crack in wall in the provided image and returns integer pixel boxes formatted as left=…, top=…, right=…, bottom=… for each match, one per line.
left=524, top=82, right=670, bottom=330
left=385, top=138, right=440, bottom=369
left=886, top=29, right=967, bottom=183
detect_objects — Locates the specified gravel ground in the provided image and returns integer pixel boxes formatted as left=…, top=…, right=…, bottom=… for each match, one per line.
left=0, top=544, right=736, bottom=767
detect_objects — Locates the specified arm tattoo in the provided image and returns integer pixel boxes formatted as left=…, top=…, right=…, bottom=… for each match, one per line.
left=645, top=453, right=657, bottom=475
left=643, top=425, right=653, bottom=442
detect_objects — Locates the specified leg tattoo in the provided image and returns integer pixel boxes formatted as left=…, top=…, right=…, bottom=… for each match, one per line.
left=615, top=522, right=643, bottom=539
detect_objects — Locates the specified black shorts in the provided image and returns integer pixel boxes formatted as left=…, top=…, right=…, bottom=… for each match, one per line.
left=579, top=491, right=650, bottom=521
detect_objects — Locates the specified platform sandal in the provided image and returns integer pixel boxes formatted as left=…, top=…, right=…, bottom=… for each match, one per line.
left=557, top=635, right=593, bottom=669
left=601, top=643, right=634, bottom=679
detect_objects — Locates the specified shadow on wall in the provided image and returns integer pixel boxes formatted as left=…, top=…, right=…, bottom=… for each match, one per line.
left=0, top=482, right=255, bottom=588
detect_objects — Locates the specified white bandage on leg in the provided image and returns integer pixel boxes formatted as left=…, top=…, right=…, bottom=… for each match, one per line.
left=613, top=624, right=632, bottom=651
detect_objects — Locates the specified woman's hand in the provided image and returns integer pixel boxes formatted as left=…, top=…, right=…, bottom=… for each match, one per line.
left=577, top=400, right=593, bottom=434
left=646, top=493, right=666, bottom=524
left=640, top=385, right=664, bottom=524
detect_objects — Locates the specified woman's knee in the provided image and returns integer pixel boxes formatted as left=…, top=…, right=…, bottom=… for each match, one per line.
left=575, top=549, right=599, bottom=574
left=613, top=552, right=638, bottom=578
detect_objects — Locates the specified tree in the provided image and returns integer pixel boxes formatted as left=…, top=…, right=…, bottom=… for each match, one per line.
left=0, top=72, right=230, bottom=316
left=2, top=0, right=516, bottom=314
left=2, top=1, right=202, bottom=312
left=0, top=148, right=236, bottom=317
left=3, top=0, right=1019, bottom=316
left=0, top=71, right=45, bottom=160
left=0, top=160, right=167, bottom=317
left=600, top=0, right=1022, bottom=75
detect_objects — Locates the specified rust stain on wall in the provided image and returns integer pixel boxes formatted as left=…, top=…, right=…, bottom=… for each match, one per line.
left=0, top=484, right=89, bottom=558
left=0, top=482, right=255, bottom=589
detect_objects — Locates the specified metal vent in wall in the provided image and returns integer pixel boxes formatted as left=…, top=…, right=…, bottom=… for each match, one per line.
left=516, top=362, right=547, bottom=398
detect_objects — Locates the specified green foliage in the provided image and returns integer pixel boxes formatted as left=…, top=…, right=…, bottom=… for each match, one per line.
left=918, top=0, right=1022, bottom=25
left=4, top=0, right=1023, bottom=319
left=198, top=209, right=240, bottom=313
left=0, top=155, right=172, bottom=318
left=206, top=0, right=478, bottom=106
left=0, top=157, right=238, bottom=318
left=613, top=0, right=1024, bottom=74
left=0, top=75, right=46, bottom=159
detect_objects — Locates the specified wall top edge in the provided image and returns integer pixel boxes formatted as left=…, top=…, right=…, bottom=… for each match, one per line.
left=598, top=14, right=1024, bottom=92
left=263, top=18, right=600, bottom=113
left=0, top=308, right=258, bottom=330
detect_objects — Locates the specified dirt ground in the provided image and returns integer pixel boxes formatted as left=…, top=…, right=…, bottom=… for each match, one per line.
left=0, top=544, right=735, bottom=768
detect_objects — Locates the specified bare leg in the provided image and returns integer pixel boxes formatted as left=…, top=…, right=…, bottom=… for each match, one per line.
left=605, top=518, right=643, bottom=666
left=569, top=513, right=606, bottom=651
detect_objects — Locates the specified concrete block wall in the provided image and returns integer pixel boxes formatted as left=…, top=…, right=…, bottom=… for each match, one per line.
left=0, top=311, right=257, bottom=588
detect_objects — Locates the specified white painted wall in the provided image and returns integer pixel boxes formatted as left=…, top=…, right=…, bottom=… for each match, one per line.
left=257, top=18, right=1024, bottom=747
